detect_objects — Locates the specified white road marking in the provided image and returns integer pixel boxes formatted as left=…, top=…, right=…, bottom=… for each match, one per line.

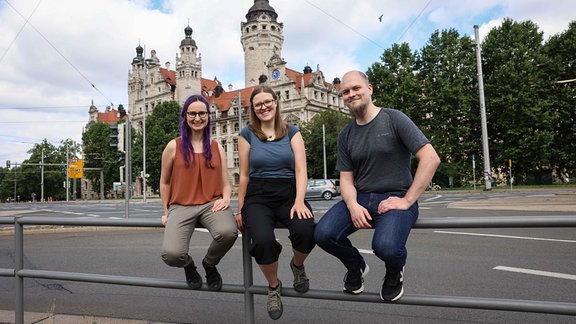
left=434, top=230, right=576, bottom=243
left=423, top=195, right=442, bottom=201
left=494, top=266, right=576, bottom=281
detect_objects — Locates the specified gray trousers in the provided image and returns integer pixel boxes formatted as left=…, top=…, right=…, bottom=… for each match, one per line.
left=161, top=202, right=238, bottom=268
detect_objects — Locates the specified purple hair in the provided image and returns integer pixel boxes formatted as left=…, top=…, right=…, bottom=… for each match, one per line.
left=179, top=94, right=213, bottom=168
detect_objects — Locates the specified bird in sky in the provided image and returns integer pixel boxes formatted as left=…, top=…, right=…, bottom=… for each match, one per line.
left=378, top=14, right=383, bottom=22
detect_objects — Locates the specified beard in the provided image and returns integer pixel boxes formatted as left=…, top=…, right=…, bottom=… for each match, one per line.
left=348, top=100, right=367, bottom=119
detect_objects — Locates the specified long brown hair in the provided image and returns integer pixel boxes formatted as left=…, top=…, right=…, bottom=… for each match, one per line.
left=249, top=85, right=287, bottom=141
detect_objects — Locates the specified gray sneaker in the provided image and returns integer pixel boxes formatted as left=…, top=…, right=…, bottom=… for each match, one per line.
left=290, top=258, right=309, bottom=293
left=267, top=280, right=283, bottom=320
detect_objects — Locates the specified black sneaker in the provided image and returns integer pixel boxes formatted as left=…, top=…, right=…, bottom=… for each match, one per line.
left=380, top=267, right=404, bottom=302
left=184, top=261, right=202, bottom=290
left=202, top=259, right=223, bottom=291
left=290, top=258, right=309, bottom=293
left=343, top=261, right=370, bottom=294
left=267, top=280, right=283, bottom=320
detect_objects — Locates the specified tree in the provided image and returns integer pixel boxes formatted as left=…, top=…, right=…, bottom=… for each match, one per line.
left=543, top=21, right=576, bottom=181
left=367, top=42, right=421, bottom=120
left=299, top=109, right=352, bottom=179
left=82, top=122, right=122, bottom=194
left=21, top=140, right=67, bottom=201
left=1, top=139, right=82, bottom=202
left=132, top=101, right=181, bottom=192
left=482, top=18, right=555, bottom=184
left=0, top=166, right=10, bottom=202
left=417, top=29, right=479, bottom=187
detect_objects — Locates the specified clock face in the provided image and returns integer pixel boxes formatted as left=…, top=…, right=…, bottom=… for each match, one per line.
left=272, top=69, right=280, bottom=80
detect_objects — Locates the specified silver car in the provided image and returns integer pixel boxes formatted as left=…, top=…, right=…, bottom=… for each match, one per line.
left=305, top=179, right=340, bottom=200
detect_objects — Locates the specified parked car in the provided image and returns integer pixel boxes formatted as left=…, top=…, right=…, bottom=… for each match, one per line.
left=306, top=179, right=340, bottom=200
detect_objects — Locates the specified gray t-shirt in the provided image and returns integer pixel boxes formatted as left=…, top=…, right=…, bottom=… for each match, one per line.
left=239, top=124, right=299, bottom=178
left=336, top=108, right=429, bottom=193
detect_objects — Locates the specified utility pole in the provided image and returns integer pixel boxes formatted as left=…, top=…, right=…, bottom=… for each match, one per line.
left=41, top=149, right=44, bottom=202
left=125, top=117, right=132, bottom=218
left=238, top=89, right=242, bottom=127
left=13, top=173, right=17, bottom=202
left=322, top=124, right=327, bottom=180
left=142, top=45, right=148, bottom=203
left=66, top=145, right=70, bottom=201
left=474, top=25, right=492, bottom=190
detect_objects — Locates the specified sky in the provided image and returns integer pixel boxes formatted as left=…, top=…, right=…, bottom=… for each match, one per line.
left=1, top=0, right=575, bottom=165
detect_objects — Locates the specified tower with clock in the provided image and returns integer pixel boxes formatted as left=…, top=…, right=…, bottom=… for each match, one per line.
left=241, top=0, right=285, bottom=87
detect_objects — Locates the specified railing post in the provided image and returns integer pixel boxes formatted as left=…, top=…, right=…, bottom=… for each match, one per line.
left=242, top=232, right=255, bottom=324
left=15, top=217, right=24, bottom=324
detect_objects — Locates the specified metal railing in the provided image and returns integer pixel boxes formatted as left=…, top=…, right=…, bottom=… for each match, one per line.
left=2, top=215, right=576, bottom=323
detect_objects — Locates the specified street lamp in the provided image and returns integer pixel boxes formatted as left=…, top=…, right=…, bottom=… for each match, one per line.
left=139, top=46, right=154, bottom=203
left=474, top=25, right=492, bottom=190
left=41, top=148, right=44, bottom=202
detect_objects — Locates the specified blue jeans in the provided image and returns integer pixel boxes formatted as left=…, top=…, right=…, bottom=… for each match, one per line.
left=314, top=192, right=418, bottom=271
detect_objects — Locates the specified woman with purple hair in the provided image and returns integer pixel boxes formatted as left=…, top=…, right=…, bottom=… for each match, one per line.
left=160, top=94, right=238, bottom=291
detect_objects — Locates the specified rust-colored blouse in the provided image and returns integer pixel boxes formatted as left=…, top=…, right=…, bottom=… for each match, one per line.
left=168, top=138, right=223, bottom=206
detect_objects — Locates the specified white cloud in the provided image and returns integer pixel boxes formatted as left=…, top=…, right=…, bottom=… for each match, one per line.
left=1, top=0, right=575, bottom=163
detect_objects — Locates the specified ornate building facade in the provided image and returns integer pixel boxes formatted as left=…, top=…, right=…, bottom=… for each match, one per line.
left=122, top=0, right=348, bottom=195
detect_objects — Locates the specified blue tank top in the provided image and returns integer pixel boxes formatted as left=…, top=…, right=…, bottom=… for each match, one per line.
left=239, top=124, right=299, bottom=178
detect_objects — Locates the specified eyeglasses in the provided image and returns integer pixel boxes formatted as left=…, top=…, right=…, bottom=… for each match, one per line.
left=186, top=111, right=208, bottom=118
left=253, top=99, right=276, bottom=110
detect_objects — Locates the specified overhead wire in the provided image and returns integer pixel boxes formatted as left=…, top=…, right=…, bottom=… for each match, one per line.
left=0, top=105, right=106, bottom=110
left=302, top=0, right=386, bottom=50
left=0, top=0, right=42, bottom=64
left=395, top=0, right=433, bottom=44
left=3, top=0, right=114, bottom=106
left=302, top=0, right=433, bottom=48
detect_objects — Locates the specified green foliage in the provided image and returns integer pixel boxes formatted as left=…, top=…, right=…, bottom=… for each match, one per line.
left=543, top=21, right=576, bottom=181
left=132, top=101, right=181, bottom=192
left=82, top=122, right=122, bottom=193
left=416, top=28, right=479, bottom=187
left=299, top=109, right=352, bottom=179
left=27, top=140, right=72, bottom=200
left=0, top=139, right=83, bottom=201
left=482, top=18, right=556, bottom=184
left=368, top=42, right=421, bottom=117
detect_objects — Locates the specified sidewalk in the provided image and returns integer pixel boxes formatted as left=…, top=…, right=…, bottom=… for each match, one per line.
left=0, top=310, right=175, bottom=324
left=446, top=190, right=576, bottom=212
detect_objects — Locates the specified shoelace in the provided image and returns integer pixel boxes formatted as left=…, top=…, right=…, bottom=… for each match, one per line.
left=384, top=273, right=400, bottom=286
left=292, top=265, right=308, bottom=283
left=345, top=268, right=362, bottom=283
left=205, top=267, right=219, bottom=280
left=268, top=289, right=281, bottom=309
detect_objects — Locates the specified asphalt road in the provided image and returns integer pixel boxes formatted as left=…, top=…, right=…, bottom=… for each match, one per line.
left=1, top=189, right=575, bottom=323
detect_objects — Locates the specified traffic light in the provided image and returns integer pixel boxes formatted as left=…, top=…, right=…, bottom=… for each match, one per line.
left=110, top=124, right=119, bottom=149
left=5, top=160, right=9, bottom=168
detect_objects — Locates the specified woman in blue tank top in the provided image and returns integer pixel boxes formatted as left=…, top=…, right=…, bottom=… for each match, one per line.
left=236, top=85, right=315, bottom=320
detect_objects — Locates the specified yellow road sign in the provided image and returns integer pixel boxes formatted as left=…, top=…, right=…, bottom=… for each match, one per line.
left=69, top=158, right=84, bottom=179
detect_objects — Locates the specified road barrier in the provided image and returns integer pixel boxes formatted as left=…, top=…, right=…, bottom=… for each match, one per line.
left=2, top=215, right=576, bottom=323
